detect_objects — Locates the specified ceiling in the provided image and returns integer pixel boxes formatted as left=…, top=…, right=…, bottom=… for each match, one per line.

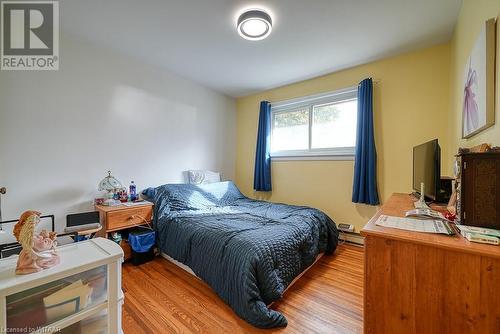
left=62, top=0, right=462, bottom=97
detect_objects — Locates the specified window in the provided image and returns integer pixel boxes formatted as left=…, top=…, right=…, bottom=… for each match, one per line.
left=271, top=88, right=358, bottom=159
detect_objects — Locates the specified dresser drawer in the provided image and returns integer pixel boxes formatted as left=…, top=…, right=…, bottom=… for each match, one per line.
left=106, top=206, right=153, bottom=231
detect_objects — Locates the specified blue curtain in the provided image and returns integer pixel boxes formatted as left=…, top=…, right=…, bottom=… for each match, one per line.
left=352, top=78, right=379, bottom=205
left=254, top=101, right=272, bottom=191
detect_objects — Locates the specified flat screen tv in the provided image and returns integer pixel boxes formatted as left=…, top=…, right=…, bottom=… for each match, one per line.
left=413, top=139, right=440, bottom=201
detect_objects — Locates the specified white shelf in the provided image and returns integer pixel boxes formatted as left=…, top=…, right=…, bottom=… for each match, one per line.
left=33, top=301, right=107, bottom=334
left=0, top=238, right=124, bottom=334
left=0, top=238, right=122, bottom=295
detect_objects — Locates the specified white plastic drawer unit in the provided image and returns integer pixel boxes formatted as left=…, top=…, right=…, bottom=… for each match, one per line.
left=59, top=308, right=109, bottom=334
left=0, top=238, right=124, bottom=334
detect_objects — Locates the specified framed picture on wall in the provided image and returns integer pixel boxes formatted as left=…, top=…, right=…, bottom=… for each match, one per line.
left=462, top=18, right=496, bottom=139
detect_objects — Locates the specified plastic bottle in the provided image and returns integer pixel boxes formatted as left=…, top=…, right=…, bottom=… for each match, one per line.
left=129, top=181, right=137, bottom=201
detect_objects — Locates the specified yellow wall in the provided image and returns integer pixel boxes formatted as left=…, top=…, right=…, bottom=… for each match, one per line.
left=235, top=44, right=451, bottom=232
left=449, top=0, right=500, bottom=164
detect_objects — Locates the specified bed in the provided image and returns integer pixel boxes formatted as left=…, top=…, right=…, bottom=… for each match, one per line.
left=148, top=181, right=338, bottom=328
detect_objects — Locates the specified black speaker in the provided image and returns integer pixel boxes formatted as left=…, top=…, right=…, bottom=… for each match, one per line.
left=436, top=177, right=453, bottom=203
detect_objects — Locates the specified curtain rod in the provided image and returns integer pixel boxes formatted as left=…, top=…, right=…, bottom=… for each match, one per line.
left=267, top=79, right=380, bottom=104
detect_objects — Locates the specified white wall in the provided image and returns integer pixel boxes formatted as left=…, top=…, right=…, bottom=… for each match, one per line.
left=0, top=33, right=236, bottom=240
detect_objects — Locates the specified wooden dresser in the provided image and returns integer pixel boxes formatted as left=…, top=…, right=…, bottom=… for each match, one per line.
left=361, top=193, right=500, bottom=334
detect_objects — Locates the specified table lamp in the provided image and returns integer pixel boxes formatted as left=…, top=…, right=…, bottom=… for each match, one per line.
left=98, top=171, right=123, bottom=206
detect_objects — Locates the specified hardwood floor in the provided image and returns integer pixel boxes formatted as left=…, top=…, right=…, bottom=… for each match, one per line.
left=121, top=243, right=364, bottom=334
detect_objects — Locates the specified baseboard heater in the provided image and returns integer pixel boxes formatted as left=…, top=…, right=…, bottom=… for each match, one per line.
left=338, top=232, right=364, bottom=245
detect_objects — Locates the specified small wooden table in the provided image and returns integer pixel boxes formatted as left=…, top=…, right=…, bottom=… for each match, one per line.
left=361, top=193, right=500, bottom=334
left=95, top=202, right=154, bottom=261
left=95, top=202, right=153, bottom=238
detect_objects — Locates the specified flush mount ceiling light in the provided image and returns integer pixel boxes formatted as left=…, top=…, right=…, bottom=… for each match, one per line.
left=237, top=9, right=272, bottom=41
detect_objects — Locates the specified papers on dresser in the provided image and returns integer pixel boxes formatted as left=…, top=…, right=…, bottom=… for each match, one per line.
left=375, top=215, right=454, bottom=235
left=456, top=225, right=500, bottom=245
left=405, top=208, right=446, bottom=220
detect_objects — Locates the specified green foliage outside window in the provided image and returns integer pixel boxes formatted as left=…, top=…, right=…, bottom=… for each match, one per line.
left=273, top=103, right=343, bottom=128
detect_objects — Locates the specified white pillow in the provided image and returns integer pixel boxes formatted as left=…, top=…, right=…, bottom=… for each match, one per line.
left=187, top=170, right=221, bottom=184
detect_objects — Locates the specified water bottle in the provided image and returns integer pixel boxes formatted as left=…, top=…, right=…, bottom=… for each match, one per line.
left=129, top=181, right=137, bottom=201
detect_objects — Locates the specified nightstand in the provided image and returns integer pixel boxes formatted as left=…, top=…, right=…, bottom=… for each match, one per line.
left=95, top=202, right=153, bottom=238
left=95, top=203, right=154, bottom=261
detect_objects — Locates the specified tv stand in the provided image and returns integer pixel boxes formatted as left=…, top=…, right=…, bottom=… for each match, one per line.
left=410, top=192, right=430, bottom=209
left=412, top=182, right=431, bottom=209
left=413, top=200, right=430, bottom=209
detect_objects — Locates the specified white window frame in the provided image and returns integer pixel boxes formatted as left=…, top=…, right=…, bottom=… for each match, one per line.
left=270, top=87, right=358, bottom=161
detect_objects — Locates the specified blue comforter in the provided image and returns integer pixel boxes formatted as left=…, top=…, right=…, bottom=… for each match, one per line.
left=151, top=181, right=338, bottom=328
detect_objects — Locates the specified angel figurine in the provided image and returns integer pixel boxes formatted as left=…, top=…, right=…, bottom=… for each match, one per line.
left=13, top=210, right=60, bottom=275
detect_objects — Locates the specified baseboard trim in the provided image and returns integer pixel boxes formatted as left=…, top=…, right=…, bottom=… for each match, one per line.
left=338, top=232, right=364, bottom=245
left=161, top=252, right=198, bottom=277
